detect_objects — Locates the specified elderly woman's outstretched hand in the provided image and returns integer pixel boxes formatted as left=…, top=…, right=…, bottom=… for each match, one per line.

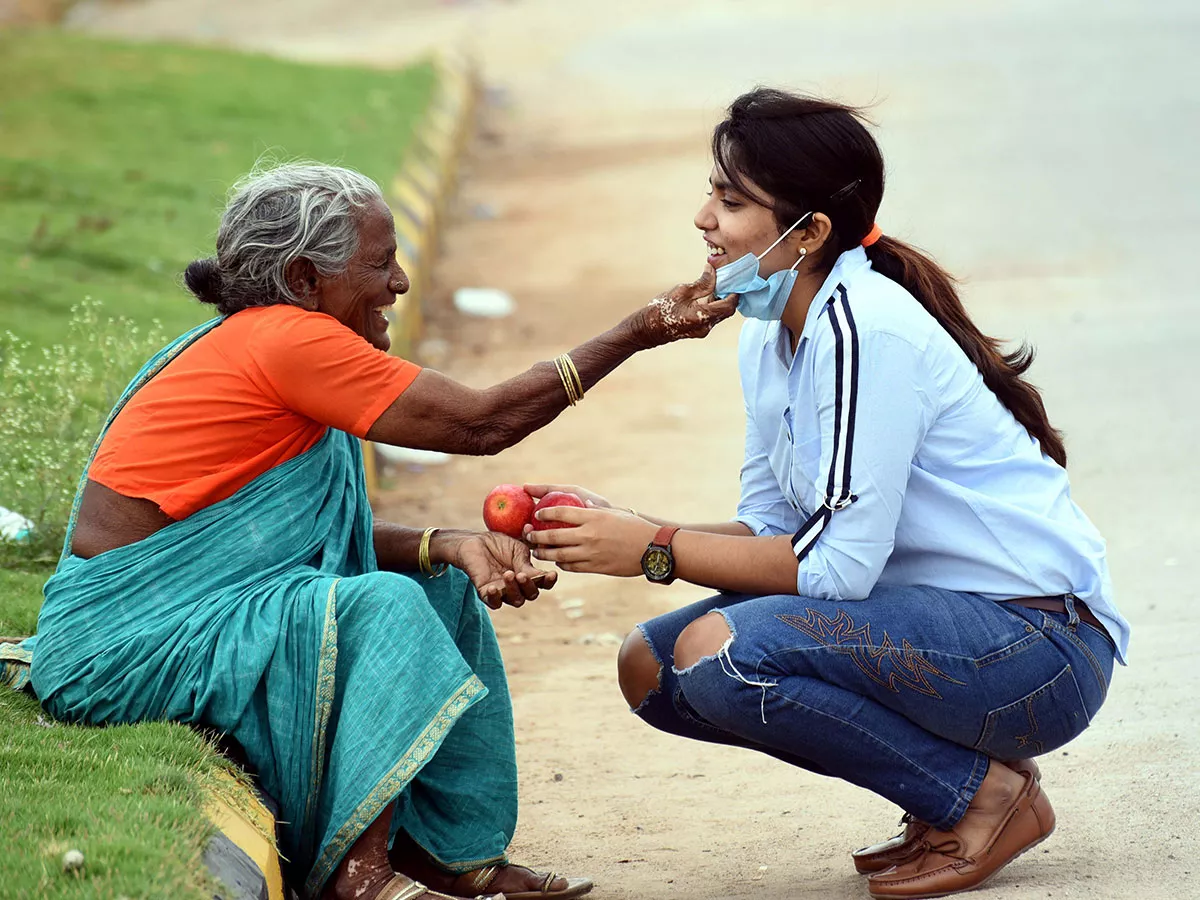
left=450, top=532, right=558, bottom=610
left=636, top=263, right=738, bottom=346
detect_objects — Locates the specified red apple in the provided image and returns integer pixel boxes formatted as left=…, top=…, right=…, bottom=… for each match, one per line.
left=482, top=484, right=536, bottom=539
left=530, top=491, right=586, bottom=531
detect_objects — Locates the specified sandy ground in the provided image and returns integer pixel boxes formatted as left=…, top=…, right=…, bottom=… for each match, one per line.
left=70, top=1, right=1200, bottom=898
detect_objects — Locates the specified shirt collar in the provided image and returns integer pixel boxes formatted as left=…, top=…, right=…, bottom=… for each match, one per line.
left=765, top=245, right=874, bottom=364
left=799, top=245, right=873, bottom=342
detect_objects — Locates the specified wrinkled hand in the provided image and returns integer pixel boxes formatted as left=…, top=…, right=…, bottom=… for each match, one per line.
left=636, top=263, right=738, bottom=347
left=451, top=532, right=558, bottom=609
left=524, top=505, right=657, bottom=577
left=524, top=482, right=614, bottom=510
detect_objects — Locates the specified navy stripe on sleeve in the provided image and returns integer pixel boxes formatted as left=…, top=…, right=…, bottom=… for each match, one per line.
left=791, top=286, right=860, bottom=563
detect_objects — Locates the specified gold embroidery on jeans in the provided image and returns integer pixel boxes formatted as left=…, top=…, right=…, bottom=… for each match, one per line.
left=777, top=609, right=965, bottom=699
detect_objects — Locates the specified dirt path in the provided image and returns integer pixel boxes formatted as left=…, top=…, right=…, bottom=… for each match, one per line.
left=73, top=2, right=1200, bottom=898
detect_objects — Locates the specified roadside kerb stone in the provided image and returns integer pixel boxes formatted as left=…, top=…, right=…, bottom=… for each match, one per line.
left=363, top=51, right=479, bottom=497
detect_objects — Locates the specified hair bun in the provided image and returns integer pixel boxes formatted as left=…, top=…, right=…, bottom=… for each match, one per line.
left=184, top=258, right=225, bottom=306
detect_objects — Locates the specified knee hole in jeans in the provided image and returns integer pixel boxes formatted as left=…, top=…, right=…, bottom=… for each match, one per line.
left=673, top=612, right=732, bottom=672
left=618, top=629, right=661, bottom=710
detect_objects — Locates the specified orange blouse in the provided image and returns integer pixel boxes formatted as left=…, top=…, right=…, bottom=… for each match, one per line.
left=89, top=305, right=421, bottom=520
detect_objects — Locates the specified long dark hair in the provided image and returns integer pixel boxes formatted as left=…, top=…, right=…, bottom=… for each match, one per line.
left=713, top=88, right=1066, bottom=467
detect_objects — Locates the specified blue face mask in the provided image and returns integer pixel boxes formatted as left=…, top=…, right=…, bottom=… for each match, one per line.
left=714, top=212, right=812, bottom=320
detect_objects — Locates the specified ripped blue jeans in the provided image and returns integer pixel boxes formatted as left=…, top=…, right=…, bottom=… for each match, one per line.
left=634, top=586, right=1114, bottom=829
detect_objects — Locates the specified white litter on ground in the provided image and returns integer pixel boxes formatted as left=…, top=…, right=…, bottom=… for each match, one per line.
left=0, top=506, right=33, bottom=542
left=375, top=445, right=451, bottom=467
left=453, top=287, right=515, bottom=318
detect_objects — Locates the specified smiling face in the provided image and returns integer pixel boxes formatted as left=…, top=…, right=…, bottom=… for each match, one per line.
left=695, top=165, right=807, bottom=278
left=311, top=199, right=409, bottom=352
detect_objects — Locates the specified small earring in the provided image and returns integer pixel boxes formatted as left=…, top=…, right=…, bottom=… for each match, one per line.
left=790, top=246, right=807, bottom=273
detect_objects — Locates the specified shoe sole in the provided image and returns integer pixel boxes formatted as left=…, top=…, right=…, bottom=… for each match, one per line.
left=504, top=879, right=594, bottom=900
left=866, top=824, right=1056, bottom=900
left=855, top=848, right=923, bottom=876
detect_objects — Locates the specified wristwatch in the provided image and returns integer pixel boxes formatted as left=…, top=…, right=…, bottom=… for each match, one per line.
left=641, top=525, right=681, bottom=585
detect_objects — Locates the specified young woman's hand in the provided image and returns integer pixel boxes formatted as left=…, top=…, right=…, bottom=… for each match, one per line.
left=446, top=532, right=558, bottom=609
left=524, top=506, right=658, bottom=576
left=633, top=263, right=738, bottom=347
left=524, top=483, right=614, bottom=510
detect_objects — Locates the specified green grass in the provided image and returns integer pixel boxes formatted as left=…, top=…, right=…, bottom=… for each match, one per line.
left=0, top=684, right=227, bottom=899
left=0, top=28, right=435, bottom=345
left=0, top=569, right=45, bottom=636
left=0, top=28, right=437, bottom=898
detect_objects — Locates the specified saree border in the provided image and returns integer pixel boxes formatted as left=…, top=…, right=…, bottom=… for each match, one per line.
left=0, top=641, right=33, bottom=664
left=303, top=673, right=487, bottom=898
left=0, top=640, right=35, bottom=692
left=304, top=579, right=341, bottom=829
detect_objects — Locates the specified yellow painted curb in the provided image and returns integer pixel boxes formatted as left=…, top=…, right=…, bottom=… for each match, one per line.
left=364, top=52, right=480, bottom=498
left=204, top=768, right=285, bottom=900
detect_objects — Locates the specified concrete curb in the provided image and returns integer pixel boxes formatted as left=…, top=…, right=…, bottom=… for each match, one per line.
left=205, top=769, right=285, bottom=900
left=364, top=52, right=479, bottom=497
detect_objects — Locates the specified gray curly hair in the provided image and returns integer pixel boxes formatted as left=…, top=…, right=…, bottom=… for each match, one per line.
left=184, top=162, right=385, bottom=315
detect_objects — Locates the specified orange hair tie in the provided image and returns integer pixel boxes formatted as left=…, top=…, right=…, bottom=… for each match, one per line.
left=861, top=223, right=883, bottom=248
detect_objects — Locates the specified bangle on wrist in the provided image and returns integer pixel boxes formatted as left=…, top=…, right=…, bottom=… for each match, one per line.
left=555, top=353, right=584, bottom=406
left=562, top=353, right=584, bottom=399
left=419, top=527, right=448, bottom=577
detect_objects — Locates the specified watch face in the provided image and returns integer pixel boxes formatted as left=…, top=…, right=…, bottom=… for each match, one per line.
left=643, top=547, right=672, bottom=580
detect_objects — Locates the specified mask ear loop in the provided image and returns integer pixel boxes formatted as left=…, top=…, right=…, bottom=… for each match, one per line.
left=755, top=211, right=814, bottom=261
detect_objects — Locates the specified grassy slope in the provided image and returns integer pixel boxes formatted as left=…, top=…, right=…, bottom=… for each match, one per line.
left=0, top=29, right=435, bottom=344
left=0, top=29, right=434, bottom=898
left=0, top=570, right=43, bottom=636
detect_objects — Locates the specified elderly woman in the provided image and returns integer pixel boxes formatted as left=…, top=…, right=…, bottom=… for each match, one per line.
left=15, top=163, right=734, bottom=900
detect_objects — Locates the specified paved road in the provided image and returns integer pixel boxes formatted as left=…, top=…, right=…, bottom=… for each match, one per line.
left=77, top=1, right=1200, bottom=897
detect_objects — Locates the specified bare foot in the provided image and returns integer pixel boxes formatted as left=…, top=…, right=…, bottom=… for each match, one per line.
left=322, top=861, right=397, bottom=900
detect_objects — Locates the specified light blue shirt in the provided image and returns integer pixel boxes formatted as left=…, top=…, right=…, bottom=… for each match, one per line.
left=735, top=246, right=1129, bottom=663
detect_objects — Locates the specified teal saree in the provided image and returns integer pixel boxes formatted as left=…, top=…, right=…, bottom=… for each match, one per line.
left=16, top=320, right=518, bottom=897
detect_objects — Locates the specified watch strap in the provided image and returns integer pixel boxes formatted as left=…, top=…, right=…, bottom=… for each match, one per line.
left=652, top=525, right=681, bottom=549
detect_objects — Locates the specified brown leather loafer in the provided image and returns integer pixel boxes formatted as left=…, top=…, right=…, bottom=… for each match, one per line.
left=851, top=758, right=1042, bottom=875
left=865, top=770, right=1055, bottom=899
left=852, top=814, right=931, bottom=875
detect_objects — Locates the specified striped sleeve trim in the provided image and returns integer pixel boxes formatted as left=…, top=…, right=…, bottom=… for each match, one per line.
left=791, top=285, right=860, bottom=562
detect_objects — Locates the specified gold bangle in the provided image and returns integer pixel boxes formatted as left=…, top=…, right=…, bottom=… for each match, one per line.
left=561, top=353, right=584, bottom=400
left=419, top=527, right=448, bottom=577
left=553, top=357, right=571, bottom=405
left=554, top=355, right=579, bottom=406
left=560, top=355, right=580, bottom=404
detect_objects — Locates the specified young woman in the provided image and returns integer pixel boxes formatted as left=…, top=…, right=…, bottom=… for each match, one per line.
left=526, top=89, right=1128, bottom=900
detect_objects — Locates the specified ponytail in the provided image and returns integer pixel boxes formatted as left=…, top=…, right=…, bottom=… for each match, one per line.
left=866, top=236, right=1067, bottom=467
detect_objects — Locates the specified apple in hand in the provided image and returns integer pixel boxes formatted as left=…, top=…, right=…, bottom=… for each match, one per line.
left=530, top=491, right=586, bottom=532
left=483, top=484, right=536, bottom=539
